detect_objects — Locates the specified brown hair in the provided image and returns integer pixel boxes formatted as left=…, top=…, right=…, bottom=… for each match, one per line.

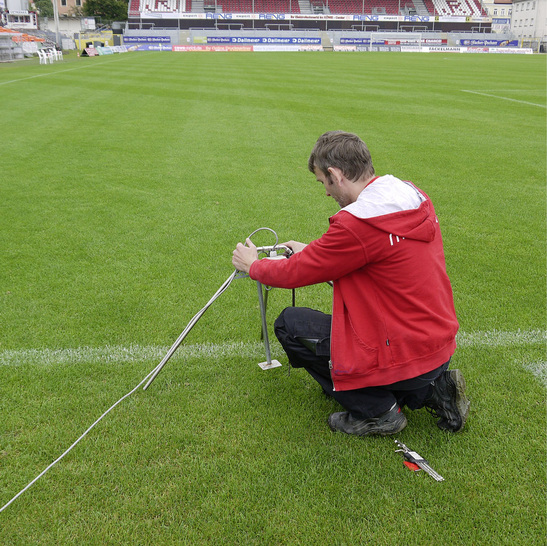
left=308, top=131, right=375, bottom=183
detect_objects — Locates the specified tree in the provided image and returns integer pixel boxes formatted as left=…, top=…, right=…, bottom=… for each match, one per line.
left=34, top=0, right=54, bottom=18
left=83, top=0, right=129, bottom=21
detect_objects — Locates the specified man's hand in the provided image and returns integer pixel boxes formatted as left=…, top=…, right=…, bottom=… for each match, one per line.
left=282, top=240, right=308, bottom=254
left=232, top=238, right=259, bottom=274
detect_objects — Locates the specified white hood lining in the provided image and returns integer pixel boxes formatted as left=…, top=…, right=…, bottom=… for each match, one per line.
left=343, top=175, right=426, bottom=220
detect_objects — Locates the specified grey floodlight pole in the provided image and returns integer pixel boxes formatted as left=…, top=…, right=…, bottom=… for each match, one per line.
left=51, top=0, right=61, bottom=47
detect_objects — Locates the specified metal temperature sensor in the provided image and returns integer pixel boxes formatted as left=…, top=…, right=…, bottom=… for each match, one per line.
left=235, top=244, right=292, bottom=370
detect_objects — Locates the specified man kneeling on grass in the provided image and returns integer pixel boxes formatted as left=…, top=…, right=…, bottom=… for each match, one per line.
left=232, top=131, right=470, bottom=436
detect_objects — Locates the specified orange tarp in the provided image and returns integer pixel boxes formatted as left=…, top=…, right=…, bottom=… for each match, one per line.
left=0, top=27, right=45, bottom=42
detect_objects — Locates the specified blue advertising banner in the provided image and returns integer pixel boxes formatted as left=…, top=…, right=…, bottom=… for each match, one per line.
left=207, top=36, right=321, bottom=45
left=340, top=38, right=386, bottom=45
left=124, top=36, right=171, bottom=44
left=460, top=39, right=518, bottom=47
left=126, top=43, right=173, bottom=51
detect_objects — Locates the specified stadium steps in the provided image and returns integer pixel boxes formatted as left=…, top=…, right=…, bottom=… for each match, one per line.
left=298, top=0, right=313, bottom=13
left=421, top=0, right=436, bottom=14
left=320, top=31, right=332, bottom=50
left=411, top=0, right=430, bottom=16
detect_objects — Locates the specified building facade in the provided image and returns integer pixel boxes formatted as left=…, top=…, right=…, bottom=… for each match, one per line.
left=482, top=0, right=513, bottom=17
left=511, top=0, right=547, bottom=39
left=56, top=0, right=83, bottom=18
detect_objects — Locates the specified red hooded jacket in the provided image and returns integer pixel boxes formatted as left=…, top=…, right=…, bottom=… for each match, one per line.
left=249, top=175, right=459, bottom=391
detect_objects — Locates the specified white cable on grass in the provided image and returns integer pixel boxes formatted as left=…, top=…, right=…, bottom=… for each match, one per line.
left=1, top=228, right=276, bottom=513
left=0, top=372, right=152, bottom=513
left=143, top=270, right=237, bottom=390
left=0, top=270, right=238, bottom=514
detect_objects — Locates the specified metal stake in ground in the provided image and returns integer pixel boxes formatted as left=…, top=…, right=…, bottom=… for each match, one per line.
left=256, top=280, right=282, bottom=370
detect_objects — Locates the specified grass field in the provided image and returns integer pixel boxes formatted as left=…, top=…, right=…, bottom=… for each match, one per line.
left=0, top=50, right=545, bottom=544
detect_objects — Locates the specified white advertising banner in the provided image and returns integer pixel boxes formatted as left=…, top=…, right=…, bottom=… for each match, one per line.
left=139, top=11, right=491, bottom=23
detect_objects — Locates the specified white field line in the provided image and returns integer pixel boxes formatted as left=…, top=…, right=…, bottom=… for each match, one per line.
left=522, top=361, right=547, bottom=388
left=0, top=330, right=544, bottom=367
left=0, top=55, right=130, bottom=87
left=461, top=89, right=546, bottom=108
left=0, top=341, right=268, bottom=367
left=456, top=329, right=546, bottom=347
left=0, top=331, right=545, bottom=385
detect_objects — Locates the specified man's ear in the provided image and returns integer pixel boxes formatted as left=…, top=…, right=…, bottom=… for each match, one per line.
left=327, top=167, right=344, bottom=186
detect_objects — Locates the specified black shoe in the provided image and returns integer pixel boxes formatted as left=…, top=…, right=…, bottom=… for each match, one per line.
left=425, top=369, right=470, bottom=432
left=328, top=404, right=407, bottom=436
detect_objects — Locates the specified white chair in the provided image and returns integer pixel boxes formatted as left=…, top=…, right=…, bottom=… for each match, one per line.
left=37, top=50, right=46, bottom=64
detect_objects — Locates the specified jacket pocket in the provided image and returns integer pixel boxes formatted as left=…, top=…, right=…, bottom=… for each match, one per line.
left=332, top=325, right=379, bottom=375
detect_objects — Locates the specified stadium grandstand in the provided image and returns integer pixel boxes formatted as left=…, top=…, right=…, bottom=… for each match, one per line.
left=125, top=0, right=492, bottom=34
left=4, top=0, right=539, bottom=54
left=128, top=0, right=487, bottom=16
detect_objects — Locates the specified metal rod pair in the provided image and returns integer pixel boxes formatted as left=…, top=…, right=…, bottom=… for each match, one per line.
left=256, top=280, right=282, bottom=370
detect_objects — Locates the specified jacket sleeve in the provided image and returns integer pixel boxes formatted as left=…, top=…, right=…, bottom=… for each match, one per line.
left=249, top=215, right=369, bottom=289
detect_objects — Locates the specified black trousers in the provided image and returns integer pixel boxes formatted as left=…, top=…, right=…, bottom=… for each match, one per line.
left=274, top=306, right=449, bottom=419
